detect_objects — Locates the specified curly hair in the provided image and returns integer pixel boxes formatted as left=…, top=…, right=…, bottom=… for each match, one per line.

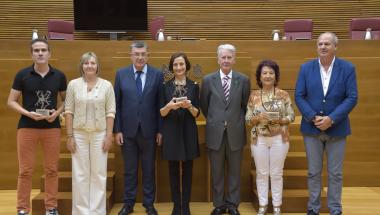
left=255, top=59, right=280, bottom=88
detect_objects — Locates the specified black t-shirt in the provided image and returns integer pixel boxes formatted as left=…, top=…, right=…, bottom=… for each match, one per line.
left=12, top=65, right=67, bottom=128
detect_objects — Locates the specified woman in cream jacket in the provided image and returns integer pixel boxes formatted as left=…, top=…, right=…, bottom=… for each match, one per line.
left=65, top=52, right=115, bottom=215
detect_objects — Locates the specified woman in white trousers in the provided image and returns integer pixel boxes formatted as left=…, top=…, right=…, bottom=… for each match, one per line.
left=246, top=60, right=295, bottom=215
left=65, top=52, right=116, bottom=215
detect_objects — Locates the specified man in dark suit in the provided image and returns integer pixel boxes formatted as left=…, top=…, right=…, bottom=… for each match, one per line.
left=200, top=44, right=251, bottom=215
left=114, top=41, right=163, bottom=215
left=295, top=32, right=358, bottom=215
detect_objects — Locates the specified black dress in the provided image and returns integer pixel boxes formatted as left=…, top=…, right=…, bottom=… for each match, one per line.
left=160, top=78, right=200, bottom=161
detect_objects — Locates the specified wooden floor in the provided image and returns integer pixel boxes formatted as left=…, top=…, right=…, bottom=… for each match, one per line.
left=1, top=187, right=379, bottom=215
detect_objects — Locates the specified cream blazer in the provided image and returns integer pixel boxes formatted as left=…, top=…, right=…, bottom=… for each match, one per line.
left=65, top=77, right=116, bottom=131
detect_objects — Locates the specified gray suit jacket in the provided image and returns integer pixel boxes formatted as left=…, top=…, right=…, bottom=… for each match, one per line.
left=200, top=70, right=250, bottom=151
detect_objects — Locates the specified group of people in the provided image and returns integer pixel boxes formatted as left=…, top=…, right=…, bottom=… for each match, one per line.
left=8, top=31, right=357, bottom=215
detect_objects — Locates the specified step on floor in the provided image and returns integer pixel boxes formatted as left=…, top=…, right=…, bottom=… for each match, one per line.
left=59, top=153, right=115, bottom=171
left=284, top=151, right=308, bottom=169
left=40, top=171, right=115, bottom=192
left=251, top=169, right=308, bottom=189
left=32, top=191, right=114, bottom=215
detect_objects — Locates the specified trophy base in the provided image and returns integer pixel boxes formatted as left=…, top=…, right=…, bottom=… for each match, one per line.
left=36, top=109, right=50, bottom=116
left=173, top=96, right=187, bottom=103
left=266, top=111, right=280, bottom=120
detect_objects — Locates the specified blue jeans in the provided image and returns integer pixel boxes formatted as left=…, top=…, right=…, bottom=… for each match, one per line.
left=303, top=133, right=346, bottom=215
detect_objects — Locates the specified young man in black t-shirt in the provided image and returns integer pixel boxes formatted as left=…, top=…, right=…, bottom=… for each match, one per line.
left=7, top=39, right=67, bottom=215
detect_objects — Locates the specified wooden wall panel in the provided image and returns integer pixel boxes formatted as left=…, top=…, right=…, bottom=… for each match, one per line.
left=0, top=40, right=379, bottom=199
left=0, top=0, right=379, bottom=40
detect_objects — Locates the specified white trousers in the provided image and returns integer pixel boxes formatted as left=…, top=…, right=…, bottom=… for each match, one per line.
left=72, top=130, right=108, bottom=215
left=251, top=134, right=289, bottom=207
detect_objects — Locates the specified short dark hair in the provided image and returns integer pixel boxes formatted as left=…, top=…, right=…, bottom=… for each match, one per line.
left=30, top=38, right=50, bottom=52
left=168, top=52, right=191, bottom=72
left=130, top=41, right=147, bottom=51
left=255, top=59, right=280, bottom=88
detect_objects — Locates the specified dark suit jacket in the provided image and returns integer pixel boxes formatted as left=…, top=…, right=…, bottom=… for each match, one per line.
left=295, top=57, right=358, bottom=137
left=200, top=71, right=251, bottom=151
left=114, top=64, right=164, bottom=139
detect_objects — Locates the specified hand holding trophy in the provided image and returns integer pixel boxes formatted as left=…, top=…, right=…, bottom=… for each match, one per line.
left=258, top=111, right=280, bottom=124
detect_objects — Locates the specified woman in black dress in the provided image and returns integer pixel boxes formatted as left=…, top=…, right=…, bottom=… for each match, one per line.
left=160, top=52, right=200, bottom=215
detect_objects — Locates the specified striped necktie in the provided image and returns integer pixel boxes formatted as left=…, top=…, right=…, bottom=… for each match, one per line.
left=223, top=75, right=230, bottom=101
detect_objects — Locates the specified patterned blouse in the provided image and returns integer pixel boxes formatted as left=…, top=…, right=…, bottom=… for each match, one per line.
left=245, top=88, right=295, bottom=145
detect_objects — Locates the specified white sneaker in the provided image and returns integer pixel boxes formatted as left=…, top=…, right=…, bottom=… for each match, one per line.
left=273, top=206, right=281, bottom=215
left=257, top=205, right=267, bottom=215
left=17, top=210, right=29, bottom=215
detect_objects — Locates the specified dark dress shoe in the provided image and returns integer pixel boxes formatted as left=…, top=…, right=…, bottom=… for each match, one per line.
left=227, top=206, right=240, bottom=215
left=171, top=204, right=181, bottom=215
left=118, top=204, right=134, bottom=215
left=307, top=210, right=319, bottom=215
left=146, top=206, right=158, bottom=215
left=210, top=206, right=227, bottom=215
left=182, top=203, right=191, bottom=215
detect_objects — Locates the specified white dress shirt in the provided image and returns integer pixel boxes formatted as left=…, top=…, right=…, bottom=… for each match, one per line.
left=318, top=57, right=335, bottom=96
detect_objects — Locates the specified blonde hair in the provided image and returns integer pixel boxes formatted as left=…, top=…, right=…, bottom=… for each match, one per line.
left=79, top=52, right=100, bottom=76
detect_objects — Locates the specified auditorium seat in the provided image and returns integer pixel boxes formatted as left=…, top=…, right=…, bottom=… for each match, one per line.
left=149, top=16, right=165, bottom=40
left=284, top=19, right=313, bottom=40
left=47, top=19, right=74, bottom=40
left=350, top=17, right=380, bottom=40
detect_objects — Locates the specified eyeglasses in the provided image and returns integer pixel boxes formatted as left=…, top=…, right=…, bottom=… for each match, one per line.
left=131, top=52, right=148, bottom=57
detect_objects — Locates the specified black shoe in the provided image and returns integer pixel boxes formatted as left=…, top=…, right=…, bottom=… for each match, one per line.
left=307, top=210, right=319, bottom=215
left=118, top=204, right=134, bottom=215
left=172, top=204, right=181, bottom=215
left=146, top=206, right=158, bottom=215
left=182, top=203, right=191, bottom=215
left=210, top=206, right=227, bottom=215
left=227, top=206, right=240, bottom=215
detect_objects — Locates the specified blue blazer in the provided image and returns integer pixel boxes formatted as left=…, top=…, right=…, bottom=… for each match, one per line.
left=114, top=64, right=163, bottom=139
left=295, top=58, right=358, bottom=137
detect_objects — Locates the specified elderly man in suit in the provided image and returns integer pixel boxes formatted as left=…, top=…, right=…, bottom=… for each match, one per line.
left=200, top=44, right=251, bottom=215
left=114, top=41, right=163, bottom=215
left=295, top=32, right=358, bottom=215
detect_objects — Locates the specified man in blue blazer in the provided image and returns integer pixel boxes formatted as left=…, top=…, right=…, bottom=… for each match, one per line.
left=295, top=32, right=358, bottom=215
left=114, top=41, right=163, bottom=215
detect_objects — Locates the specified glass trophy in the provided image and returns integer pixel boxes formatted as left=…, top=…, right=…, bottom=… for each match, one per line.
left=35, top=90, right=52, bottom=116
left=173, top=79, right=188, bottom=102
